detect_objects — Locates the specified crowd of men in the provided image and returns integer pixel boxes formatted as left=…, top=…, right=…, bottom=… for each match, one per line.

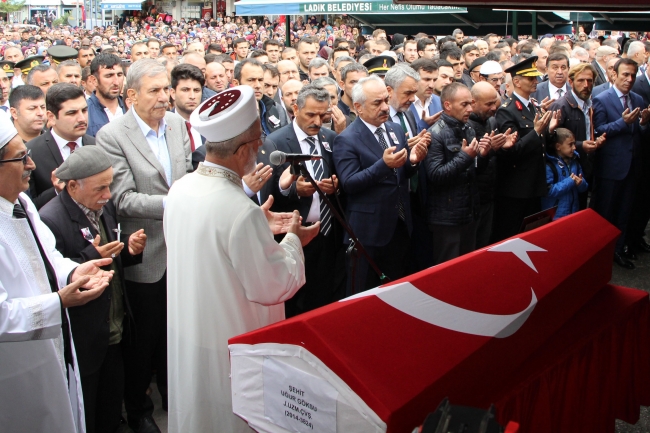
left=1, top=16, right=650, bottom=433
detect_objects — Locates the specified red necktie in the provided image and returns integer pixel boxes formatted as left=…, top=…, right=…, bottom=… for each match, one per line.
left=185, top=121, right=196, bottom=152
left=66, top=142, right=77, bottom=153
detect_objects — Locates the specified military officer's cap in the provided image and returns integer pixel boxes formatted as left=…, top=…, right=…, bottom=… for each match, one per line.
left=0, top=60, right=15, bottom=77
left=48, top=45, right=79, bottom=65
left=15, top=56, right=45, bottom=74
left=363, top=55, right=396, bottom=76
left=504, top=55, right=543, bottom=77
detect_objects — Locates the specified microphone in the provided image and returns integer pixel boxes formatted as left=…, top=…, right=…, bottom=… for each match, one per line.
left=269, top=150, right=322, bottom=166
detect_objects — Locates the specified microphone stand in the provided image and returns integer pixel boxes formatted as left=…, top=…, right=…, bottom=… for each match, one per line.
left=290, top=161, right=388, bottom=295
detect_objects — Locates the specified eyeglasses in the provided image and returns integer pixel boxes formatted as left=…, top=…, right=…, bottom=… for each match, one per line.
left=0, top=148, right=31, bottom=165
left=232, top=134, right=266, bottom=155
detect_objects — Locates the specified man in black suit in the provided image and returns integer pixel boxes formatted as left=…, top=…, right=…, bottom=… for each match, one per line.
left=39, top=146, right=147, bottom=433
left=627, top=59, right=650, bottom=254
left=385, top=63, right=433, bottom=272
left=268, top=84, right=345, bottom=316
left=27, top=83, right=95, bottom=209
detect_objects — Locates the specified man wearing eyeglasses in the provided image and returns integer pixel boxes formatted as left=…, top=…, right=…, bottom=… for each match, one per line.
left=478, top=60, right=505, bottom=99
left=0, top=114, right=114, bottom=433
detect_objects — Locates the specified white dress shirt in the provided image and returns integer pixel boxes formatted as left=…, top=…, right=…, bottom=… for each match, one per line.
left=292, top=120, right=322, bottom=223
left=132, top=108, right=172, bottom=186
left=104, top=104, right=124, bottom=122
left=548, top=82, right=567, bottom=100
left=50, top=129, right=83, bottom=161
left=360, top=117, right=392, bottom=148
left=389, top=106, right=413, bottom=138
left=412, top=96, right=432, bottom=120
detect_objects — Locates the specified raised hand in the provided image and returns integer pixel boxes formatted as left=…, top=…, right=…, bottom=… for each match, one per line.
left=461, top=138, right=479, bottom=158
left=383, top=146, right=408, bottom=168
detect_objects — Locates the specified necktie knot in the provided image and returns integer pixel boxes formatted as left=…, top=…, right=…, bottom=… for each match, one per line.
left=13, top=203, right=26, bottom=219
left=557, top=88, right=564, bottom=98
left=66, top=141, right=77, bottom=153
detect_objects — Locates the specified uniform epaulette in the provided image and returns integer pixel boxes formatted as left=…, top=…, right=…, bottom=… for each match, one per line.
left=500, top=98, right=513, bottom=108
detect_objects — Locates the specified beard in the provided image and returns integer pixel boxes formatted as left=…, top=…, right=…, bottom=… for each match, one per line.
left=244, top=144, right=257, bottom=174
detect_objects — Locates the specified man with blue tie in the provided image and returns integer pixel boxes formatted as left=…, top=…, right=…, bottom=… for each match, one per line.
left=593, top=58, right=650, bottom=270
left=333, top=74, right=428, bottom=293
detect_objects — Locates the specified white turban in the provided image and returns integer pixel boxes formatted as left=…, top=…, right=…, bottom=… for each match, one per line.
left=0, top=114, right=19, bottom=150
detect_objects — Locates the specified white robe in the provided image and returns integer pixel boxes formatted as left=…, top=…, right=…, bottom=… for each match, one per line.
left=165, top=163, right=306, bottom=433
left=0, top=193, right=85, bottom=433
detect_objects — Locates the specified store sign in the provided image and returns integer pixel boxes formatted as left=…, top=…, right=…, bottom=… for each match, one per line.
left=300, top=2, right=465, bottom=14
left=100, top=2, right=142, bottom=9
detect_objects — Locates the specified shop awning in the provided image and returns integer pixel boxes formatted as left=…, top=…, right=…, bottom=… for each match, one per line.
left=100, top=0, right=142, bottom=10
left=235, top=0, right=466, bottom=16
left=27, top=0, right=59, bottom=6
left=350, top=9, right=571, bottom=36
left=394, top=0, right=647, bottom=12
left=61, top=0, right=84, bottom=5
left=570, top=11, right=650, bottom=32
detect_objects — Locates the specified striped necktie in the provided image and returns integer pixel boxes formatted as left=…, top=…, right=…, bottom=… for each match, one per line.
left=306, top=136, right=331, bottom=236
left=374, top=127, right=405, bottom=221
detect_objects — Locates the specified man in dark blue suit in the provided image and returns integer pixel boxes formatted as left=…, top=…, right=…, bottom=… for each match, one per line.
left=333, top=74, right=428, bottom=293
left=531, top=53, right=571, bottom=110
left=592, top=58, right=650, bottom=269
left=627, top=60, right=650, bottom=254
left=267, top=84, right=345, bottom=316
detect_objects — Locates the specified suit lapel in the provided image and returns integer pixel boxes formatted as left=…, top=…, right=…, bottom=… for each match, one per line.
left=354, top=119, right=384, bottom=160
left=61, top=189, right=99, bottom=239
left=44, top=131, right=64, bottom=166
left=123, top=110, right=168, bottom=183
left=405, top=109, right=418, bottom=136
left=285, top=125, right=303, bottom=154
left=165, top=118, right=187, bottom=182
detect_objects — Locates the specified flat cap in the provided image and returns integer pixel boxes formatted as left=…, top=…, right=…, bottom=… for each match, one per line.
left=469, top=57, right=487, bottom=73
left=55, top=146, right=112, bottom=181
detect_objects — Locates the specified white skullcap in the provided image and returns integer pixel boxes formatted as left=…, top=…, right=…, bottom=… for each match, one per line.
left=190, top=86, right=259, bottom=143
left=480, top=60, right=503, bottom=75
left=0, top=113, right=19, bottom=150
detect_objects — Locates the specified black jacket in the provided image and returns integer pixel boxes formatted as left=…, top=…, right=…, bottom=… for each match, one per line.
left=549, top=91, right=594, bottom=182
left=425, top=113, right=481, bottom=226
left=259, top=95, right=287, bottom=135
left=39, top=189, right=142, bottom=376
left=495, top=96, right=549, bottom=199
left=468, top=113, right=498, bottom=205
left=27, top=130, right=95, bottom=209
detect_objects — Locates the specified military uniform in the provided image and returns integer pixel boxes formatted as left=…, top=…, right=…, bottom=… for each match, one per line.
left=491, top=56, right=550, bottom=243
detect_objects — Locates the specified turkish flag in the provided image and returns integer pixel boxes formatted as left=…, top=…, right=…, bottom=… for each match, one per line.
left=229, top=210, right=620, bottom=432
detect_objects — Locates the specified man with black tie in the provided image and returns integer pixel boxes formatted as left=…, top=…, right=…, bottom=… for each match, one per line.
left=333, top=75, right=428, bottom=293
left=28, top=83, right=94, bottom=209
left=39, top=146, right=147, bottom=433
left=268, top=85, right=345, bottom=316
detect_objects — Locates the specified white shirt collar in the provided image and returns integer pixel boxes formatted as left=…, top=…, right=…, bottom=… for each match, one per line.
left=512, top=91, right=532, bottom=106
left=292, top=119, right=314, bottom=144
left=360, top=117, right=385, bottom=135
left=613, top=85, right=626, bottom=99
left=132, top=107, right=167, bottom=137
left=571, top=90, right=591, bottom=110
left=548, top=82, right=565, bottom=97
left=0, top=195, right=15, bottom=216
left=51, top=128, right=83, bottom=151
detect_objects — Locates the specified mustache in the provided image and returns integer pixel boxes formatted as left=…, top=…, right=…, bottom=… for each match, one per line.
left=307, top=124, right=320, bottom=129
left=154, top=103, right=167, bottom=109
left=22, top=170, right=32, bottom=179
left=75, top=122, right=87, bottom=129
left=378, top=110, right=389, bottom=117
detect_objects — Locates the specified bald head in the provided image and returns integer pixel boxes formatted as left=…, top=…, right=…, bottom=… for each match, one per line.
left=277, top=60, right=300, bottom=85
left=182, top=52, right=207, bottom=76
left=281, top=79, right=304, bottom=116
left=471, top=81, right=500, bottom=120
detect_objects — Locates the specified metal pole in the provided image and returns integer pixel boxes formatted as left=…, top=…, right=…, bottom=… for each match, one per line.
left=285, top=15, right=290, bottom=47
left=531, top=11, right=537, bottom=39
left=512, top=11, right=518, bottom=39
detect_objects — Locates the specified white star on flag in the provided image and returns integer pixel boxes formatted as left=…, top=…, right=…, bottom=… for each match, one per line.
left=488, top=238, right=547, bottom=272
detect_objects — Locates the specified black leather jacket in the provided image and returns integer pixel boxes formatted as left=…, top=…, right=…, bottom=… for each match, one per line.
left=425, top=113, right=481, bottom=226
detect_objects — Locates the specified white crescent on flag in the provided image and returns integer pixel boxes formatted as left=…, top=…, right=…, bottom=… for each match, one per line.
left=341, top=238, right=546, bottom=338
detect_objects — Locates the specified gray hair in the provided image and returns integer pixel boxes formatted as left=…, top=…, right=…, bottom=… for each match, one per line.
left=340, top=62, right=368, bottom=83
left=308, top=57, right=329, bottom=72
left=126, top=58, right=167, bottom=92
left=384, top=63, right=420, bottom=90
left=57, top=60, right=81, bottom=73
left=26, top=64, right=55, bottom=85
left=351, top=74, right=384, bottom=105
left=296, top=84, right=330, bottom=109
left=572, top=47, right=588, bottom=58
left=334, top=56, right=355, bottom=69
left=628, top=41, right=646, bottom=58
left=311, top=77, right=337, bottom=88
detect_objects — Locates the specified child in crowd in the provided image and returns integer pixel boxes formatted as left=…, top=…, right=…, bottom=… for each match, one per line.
left=541, top=128, right=588, bottom=220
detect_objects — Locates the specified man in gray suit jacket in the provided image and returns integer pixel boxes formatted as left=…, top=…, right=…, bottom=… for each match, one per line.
left=531, top=53, right=570, bottom=108
left=97, top=59, right=192, bottom=433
